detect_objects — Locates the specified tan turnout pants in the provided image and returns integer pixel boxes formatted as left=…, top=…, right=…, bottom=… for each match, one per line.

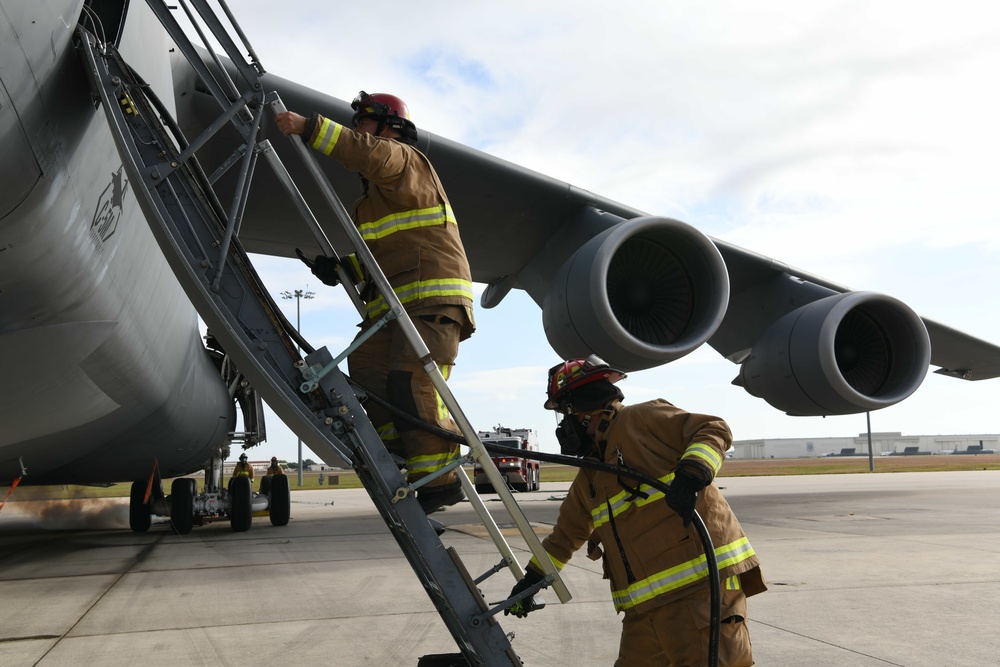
left=347, top=305, right=465, bottom=489
left=615, top=585, right=753, bottom=667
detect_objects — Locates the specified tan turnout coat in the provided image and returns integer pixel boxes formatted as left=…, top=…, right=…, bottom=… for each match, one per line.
left=531, top=399, right=765, bottom=615
left=306, top=116, right=474, bottom=336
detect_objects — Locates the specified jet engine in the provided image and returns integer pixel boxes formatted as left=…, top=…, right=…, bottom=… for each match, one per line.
left=738, top=291, right=931, bottom=415
left=541, top=216, right=730, bottom=371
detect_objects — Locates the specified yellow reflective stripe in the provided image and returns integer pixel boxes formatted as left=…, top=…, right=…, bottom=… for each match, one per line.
left=592, top=471, right=676, bottom=529
left=311, top=118, right=343, bottom=156
left=611, top=537, right=755, bottom=611
left=436, top=364, right=451, bottom=421
left=682, top=443, right=723, bottom=475
left=529, top=551, right=567, bottom=572
left=725, top=575, right=741, bottom=591
left=407, top=451, right=460, bottom=476
left=365, top=279, right=474, bottom=318
left=358, top=204, right=457, bottom=241
left=376, top=422, right=399, bottom=442
left=345, top=253, right=365, bottom=282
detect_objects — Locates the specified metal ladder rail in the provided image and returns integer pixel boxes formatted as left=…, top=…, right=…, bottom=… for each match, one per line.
left=155, top=0, right=570, bottom=603
left=79, top=30, right=523, bottom=667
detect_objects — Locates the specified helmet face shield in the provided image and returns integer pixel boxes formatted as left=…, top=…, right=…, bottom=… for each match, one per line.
left=351, top=91, right=391, bottom=119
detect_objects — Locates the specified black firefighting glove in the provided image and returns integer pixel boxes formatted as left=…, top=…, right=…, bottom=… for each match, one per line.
left=295, top=249, right=348, bottom=287
left=666, top=465, right=708, bottom=529
left=504, top=566, right=545, bottom=618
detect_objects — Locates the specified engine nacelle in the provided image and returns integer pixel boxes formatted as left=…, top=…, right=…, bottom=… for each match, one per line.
left=738, top=292, right=931, bottom=415
left=541, top=216, right=730, bottom=371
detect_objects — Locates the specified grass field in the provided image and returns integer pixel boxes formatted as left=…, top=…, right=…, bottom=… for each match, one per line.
left=7, top=454, right=1000, bottom=501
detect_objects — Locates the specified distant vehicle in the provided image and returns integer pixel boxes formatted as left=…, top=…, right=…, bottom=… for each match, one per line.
left=474, top=427, right=541, bottom=494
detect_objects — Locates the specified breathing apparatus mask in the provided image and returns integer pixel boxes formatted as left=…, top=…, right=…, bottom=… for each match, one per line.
left=555, top=415, right=593, bottom=457
left=550, top=383, right=624, bottom=458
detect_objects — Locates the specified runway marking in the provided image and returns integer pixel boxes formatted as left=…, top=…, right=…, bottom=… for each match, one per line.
left=751, top=619, right=907, bottom=666
left=798, top=514, right=891, bottom=522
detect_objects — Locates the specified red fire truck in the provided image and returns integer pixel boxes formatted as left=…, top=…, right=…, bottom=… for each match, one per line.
left=474, top=427, right=541, bottom=494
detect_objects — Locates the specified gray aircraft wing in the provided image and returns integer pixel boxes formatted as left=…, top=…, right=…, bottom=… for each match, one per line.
left=172, top=62, right=1000, bottom=418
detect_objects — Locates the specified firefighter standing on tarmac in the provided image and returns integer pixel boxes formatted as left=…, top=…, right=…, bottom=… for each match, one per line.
left=230, top=452, right=254, bottom=494
left=274, top=93, right=474, bottom=515
left=261, top=456, right=283, bottom=495
left=231, top=452, right=254, bottom=482
left=266, top=457, right=283, bottom=476
left=506, top=356, right=766, bottom=666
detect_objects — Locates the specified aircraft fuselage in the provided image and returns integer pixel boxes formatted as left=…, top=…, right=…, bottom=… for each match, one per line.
left=0, top=0, right=234, bottom=485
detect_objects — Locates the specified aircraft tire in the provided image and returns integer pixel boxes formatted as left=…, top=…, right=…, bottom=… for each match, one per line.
left=230, top=475, right=252, bottom=532
left=268, top=474, right=291, bottom=526
left=170, top=478, right=195, bottom=535
left=129, top=480, right=152, bottom=533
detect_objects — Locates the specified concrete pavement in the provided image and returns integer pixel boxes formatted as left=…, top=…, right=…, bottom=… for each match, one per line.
left=1, top=471, right=998, bottom=666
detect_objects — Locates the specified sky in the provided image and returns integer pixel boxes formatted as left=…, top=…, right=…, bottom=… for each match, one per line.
left=186, top=1, right=1000, bottom=462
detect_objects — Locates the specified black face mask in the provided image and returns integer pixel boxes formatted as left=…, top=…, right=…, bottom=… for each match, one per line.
left=555, top=415, right=592, bottom=457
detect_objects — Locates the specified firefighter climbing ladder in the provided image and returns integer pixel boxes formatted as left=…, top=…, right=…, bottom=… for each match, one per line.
left=76, top=1, right=569, bottom=665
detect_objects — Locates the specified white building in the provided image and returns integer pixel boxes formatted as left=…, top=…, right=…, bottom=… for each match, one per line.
left=732, top=432, right=999, bottom=459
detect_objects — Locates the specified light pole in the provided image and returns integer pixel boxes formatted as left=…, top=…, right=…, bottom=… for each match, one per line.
left=281, top=288, right=315, bottom=486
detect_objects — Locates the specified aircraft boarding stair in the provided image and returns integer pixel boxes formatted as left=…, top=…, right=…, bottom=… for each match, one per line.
left=76, top=1, right=569, bottom=665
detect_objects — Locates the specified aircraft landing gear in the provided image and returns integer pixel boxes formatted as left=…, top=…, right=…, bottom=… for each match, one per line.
left=128, top=462, right=289, bottom=534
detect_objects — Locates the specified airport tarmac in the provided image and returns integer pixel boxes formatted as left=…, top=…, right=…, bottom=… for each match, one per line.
left=2, top=470, right=999, bottom=666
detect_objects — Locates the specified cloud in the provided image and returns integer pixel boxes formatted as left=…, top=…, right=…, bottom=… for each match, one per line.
left=199, top=0, right=1000, bottom=462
